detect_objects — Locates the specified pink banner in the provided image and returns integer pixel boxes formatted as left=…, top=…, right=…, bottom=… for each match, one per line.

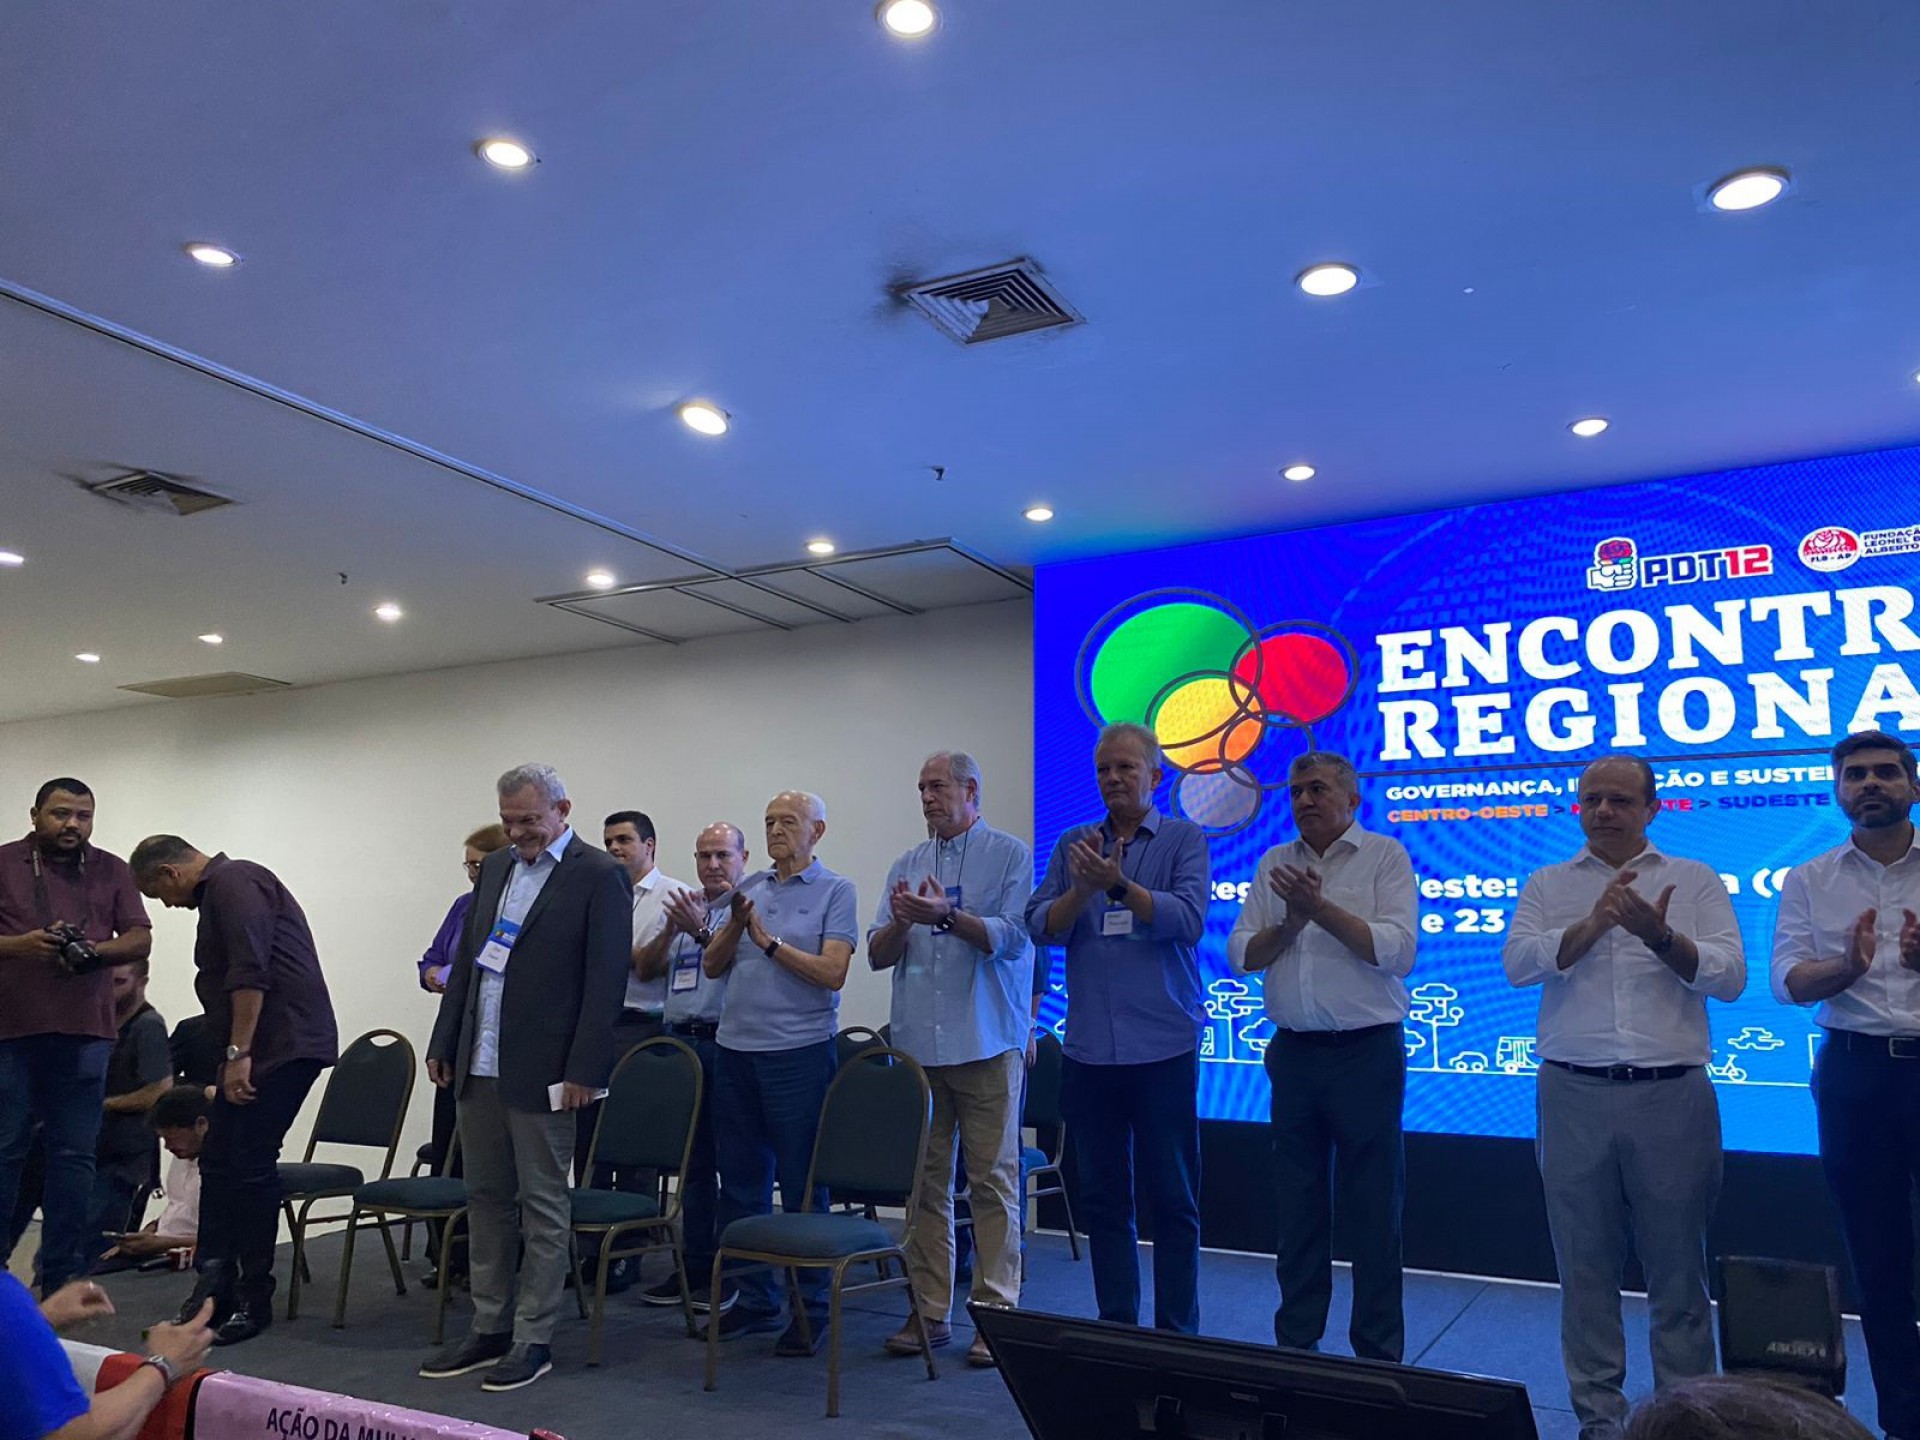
left=191, top=1371, right=534, bottom=1440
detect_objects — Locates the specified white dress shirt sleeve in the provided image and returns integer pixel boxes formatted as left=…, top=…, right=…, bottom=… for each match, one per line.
left=1769, top=865, right=1819, bottom=1006
left=1367, top=841, right=1419, bottom=979
left=1679, top=863, right=1745, bottom=1001
left=1227, top=850, right=1282, bottom=975
left=981, top=836, right=1036, bottom=964
left=1503, top=871, right=1569, bottom=988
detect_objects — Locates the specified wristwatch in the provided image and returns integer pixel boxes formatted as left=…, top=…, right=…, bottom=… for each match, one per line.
left=138, top=1353, right=180, bottom=1388
left=1106, top=881, right=1129, bottom=902
left=694, top=927, right=714, bottom=947
left=224, top=1045, right=250, bottom=1061
left=932, top=910, right=957, bottom=935
left=762, top=934, right=782, bottom=959
left=1648, top=926, right=1677, bottom=956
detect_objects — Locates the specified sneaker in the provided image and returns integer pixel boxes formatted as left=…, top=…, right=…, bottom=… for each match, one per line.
left=601, top=1256, right=639, bottom=1295
left=775, top=1317, right=827, bottom=1357
left=714, top=1306, right=785, bottom=1341
left=691, top=1282, right=737, bottom=1316
left=419, top=1330, right=513, bottom=1379
left=479, top=1343, right=552, bottom=1393
left=885, top=1317, right=952, bottom=1355
left=638, top=1275, right=685, bottom=1307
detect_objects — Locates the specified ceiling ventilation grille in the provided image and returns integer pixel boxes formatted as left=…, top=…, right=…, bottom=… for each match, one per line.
left=903, top=259, right=1082, bottom=344
left=119, top=672, right=289, bottom=699
left=85, top=470, right=235, bottom=517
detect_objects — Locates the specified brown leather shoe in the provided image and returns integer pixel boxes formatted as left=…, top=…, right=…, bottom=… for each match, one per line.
left=884, top=1317, right=952, bottom=1355
left=966, top=1334, right=996, bottom=1368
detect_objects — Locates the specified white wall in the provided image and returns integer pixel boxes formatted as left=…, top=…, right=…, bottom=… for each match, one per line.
left=0, top=599, right=1034, bottom=1164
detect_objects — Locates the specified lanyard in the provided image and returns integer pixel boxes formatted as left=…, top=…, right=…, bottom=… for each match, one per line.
left=29, top=845, right=86, bottom=929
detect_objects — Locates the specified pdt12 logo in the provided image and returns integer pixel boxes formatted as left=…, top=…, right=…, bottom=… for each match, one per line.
left=1585, top=536, right=1772, bottom=592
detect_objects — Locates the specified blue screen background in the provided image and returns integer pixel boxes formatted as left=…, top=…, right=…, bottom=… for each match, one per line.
left=1032, top=443, right=1920, bottom=1155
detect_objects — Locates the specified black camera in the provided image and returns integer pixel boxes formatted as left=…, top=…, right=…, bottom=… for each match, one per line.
left=47, top=922, right=106, bottom=977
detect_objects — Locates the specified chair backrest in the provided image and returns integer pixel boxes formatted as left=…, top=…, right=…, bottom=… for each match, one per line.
left=833, top=1025, right=885, bottom=1070
left=806, top=1046, right=930, bottom=1213
left=304, top=1028, right=416, bottom=1176
left=584, top=1038, right=702, bottom=1191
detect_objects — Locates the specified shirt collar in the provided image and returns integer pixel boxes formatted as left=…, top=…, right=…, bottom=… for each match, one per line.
left=772, top=858, right=823, bottom=885
left=18, top=835, right=93, bottom=867
left=1300, top=820, right=1368, bottom=857
left=634, top=866, right=666, bottom=893
left=191, top=852, right=233, bottom=908
left=934, top=818, right=983, bottom=847
left=1572, top=839, right=1665, bottom=870
left=1102, top=806, right=1161, bottom=841
left=522, top=828, right=572, bottom=866
left=1843, top=827, right=1920, bottom=867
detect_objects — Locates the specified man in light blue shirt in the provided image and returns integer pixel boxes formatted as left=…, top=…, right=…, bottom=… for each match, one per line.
left=869, top=751, right=1034, bottom=1367
left=631, top=820, right=749, bottom=1313
left=1026, top=722, right=1212, bottom=1334
left=705, top=791, right=857, bottom=1356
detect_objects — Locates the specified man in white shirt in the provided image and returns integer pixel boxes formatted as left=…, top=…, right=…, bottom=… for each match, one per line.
left=1772, top=730, right=1920, bottom=1440
left=1227, top=751, right=1416, bottom=1361
left=1504, top=755, right=1745, bottom=1440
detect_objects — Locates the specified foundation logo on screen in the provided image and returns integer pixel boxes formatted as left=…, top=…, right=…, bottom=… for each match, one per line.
left=1798, top=526, right=1862, bottom=573
left=1584, top=535, right=1772, bottom=592
left=1074, top=590, right=1357, bottom=835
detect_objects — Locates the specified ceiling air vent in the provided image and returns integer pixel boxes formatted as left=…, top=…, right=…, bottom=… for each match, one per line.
left=84, top=470, right=235, bottom=517
left=903, top=259, right=1082, bottom=344
left=119, top=672, right=290, bottom=699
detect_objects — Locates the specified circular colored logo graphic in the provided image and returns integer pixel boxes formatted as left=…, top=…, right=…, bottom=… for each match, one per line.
left=1798, top=526, right=1861, bottom=572
left=1076, top=590, right=1357, bottom=834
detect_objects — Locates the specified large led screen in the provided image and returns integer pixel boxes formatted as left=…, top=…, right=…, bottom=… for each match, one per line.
left=1033, top=444, right=1920, bottom=1154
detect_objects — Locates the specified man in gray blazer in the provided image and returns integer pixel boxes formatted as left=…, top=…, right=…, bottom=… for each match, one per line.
left=418, top=764, right=631, bottom=1392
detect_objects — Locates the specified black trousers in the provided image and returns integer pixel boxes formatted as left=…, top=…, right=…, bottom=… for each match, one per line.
left=1265, top=1023, right=1406, bottom=1362
left=1814, top=1032, right=1920, bottom=1440
left=197, top=1059, right=323, bottom=1297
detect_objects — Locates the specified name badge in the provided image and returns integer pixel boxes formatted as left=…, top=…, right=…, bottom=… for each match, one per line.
left=944, top=884, right=964, bottom=912
left=671, top=945, right=701, bottom=993
left=476, top=918, right=520, bottom=974
left=1101, top=906, right=1135, bottom=938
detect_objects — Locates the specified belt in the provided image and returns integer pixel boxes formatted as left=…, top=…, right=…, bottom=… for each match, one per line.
left=1547, top=1059, right=1695, bottom=1083
left=669, top=1021, right=719, bottom=1040
left=1826, top=1029, right=1920, bottom=1059
left=1271, top=1022, right=1402, bottom=1046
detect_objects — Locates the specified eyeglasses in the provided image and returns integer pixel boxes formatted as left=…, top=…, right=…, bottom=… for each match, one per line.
left=463, top=859, right=483, bottom=876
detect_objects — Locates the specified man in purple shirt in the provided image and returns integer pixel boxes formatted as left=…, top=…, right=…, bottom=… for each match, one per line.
left=130, top=835, right=338, bottom=1347
left=0, top=777, right=153, bottom=1296
left=1026, top=724, right=1212, bottom=1333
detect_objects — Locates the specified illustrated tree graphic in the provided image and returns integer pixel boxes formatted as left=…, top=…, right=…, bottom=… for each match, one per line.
left=1407, top=982, right=1464, bottom=1071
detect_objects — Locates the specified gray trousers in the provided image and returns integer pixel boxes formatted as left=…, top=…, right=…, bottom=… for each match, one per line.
left=459, top=1076, right=575, bottom=1345
left=1536, top=1063, right=1721, bottom=1440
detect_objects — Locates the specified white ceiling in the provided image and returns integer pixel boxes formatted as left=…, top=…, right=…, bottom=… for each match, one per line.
left=3, top=0, right=1917, bottom=724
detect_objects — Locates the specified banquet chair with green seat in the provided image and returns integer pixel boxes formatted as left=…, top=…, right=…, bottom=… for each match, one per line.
left=331, top=1133, right=467, bottom=1342
left=278, top=1028, right=415, bottom=1319
left=568, top=1036, right=704, bottom=1364
left=706, top=1045, right=936, bottom=1418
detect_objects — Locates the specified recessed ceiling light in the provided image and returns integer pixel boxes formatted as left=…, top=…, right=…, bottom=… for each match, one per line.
left=806, top=539, right=837, bottom=556
left=374, top=602, right=404, bottom=622
left=1023, top=504, right=1055, bottom=523
left=1569, top=417, right=1610, bottom=438
left=1295, top=263, right=1359, bottom=297
left=198, top=633, right=224, bottom=645
left=1707, top=168, right=1788, bottom=212
left=584, top=570, right=616, bottom=590
left=1282, top=464, right=1316, bottom=482
left=184, top=243, right=239, bottom=268
left=0, top=550, right=22, bottom=567
left=74, top=653, right=101, bottom=664
left=476, top=137, right=536, bottom=171
left=677, top=401, right=730, bottom=436
left=878, top=0, right=938, bottom=36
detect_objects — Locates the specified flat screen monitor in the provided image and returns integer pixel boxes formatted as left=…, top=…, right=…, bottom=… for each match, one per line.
left=972, top=1303, right=1539, bottom=1440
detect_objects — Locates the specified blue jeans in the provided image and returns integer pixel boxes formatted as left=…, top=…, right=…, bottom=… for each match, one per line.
left=713, top=1040, right=836, bottom=1320
left=0, top=1035, right=112, bottom=1292
left=1060, top=1049, right=1201, bottom=1333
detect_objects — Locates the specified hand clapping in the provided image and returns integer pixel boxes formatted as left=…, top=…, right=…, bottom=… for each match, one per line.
left=665, top=887, right=710, bottom=937
left=1599, top=872, right=1675, bottom=946
left=1267, top=864, right=1325, bottom=921
left=1067, top=833, right=1125, bottom=895
left=891, top=875, right=952, bottom=926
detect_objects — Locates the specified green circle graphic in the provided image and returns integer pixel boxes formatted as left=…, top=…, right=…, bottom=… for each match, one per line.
left=1088, top=602, right=1251, bottom=725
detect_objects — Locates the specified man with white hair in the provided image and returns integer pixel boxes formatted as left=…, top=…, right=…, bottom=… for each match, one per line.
left=704, top=790, right=857, bottom=1357
left=869, top=751, right=1034, bottom=1367
left=418, top=764, right=632, bottom=1393
left=1027, top=723, right=1211, bottom=1334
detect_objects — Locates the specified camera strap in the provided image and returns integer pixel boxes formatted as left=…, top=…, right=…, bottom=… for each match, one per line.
left=28, top=843, right=86, bottom=930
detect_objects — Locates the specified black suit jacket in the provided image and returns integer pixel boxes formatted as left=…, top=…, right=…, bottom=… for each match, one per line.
left=428, top=835, right=632, bottom=1113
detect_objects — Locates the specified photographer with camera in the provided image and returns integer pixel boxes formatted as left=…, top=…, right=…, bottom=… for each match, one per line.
left=0, top=779, right=153, bottom=1298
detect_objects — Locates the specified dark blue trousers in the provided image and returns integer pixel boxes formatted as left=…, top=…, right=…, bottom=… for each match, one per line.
left=1060, top=1049, right=1201, bottom=1333
left=0, top=1035, right=112, bottom=1292
left=1814, top=1032, right=1920, bottom=1440
left=713, top=1039, right=836, bottom=1319
left=1265, top=1023, right=1405, bottom=1361
left=677, top=1033, right=722, bottom=1282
